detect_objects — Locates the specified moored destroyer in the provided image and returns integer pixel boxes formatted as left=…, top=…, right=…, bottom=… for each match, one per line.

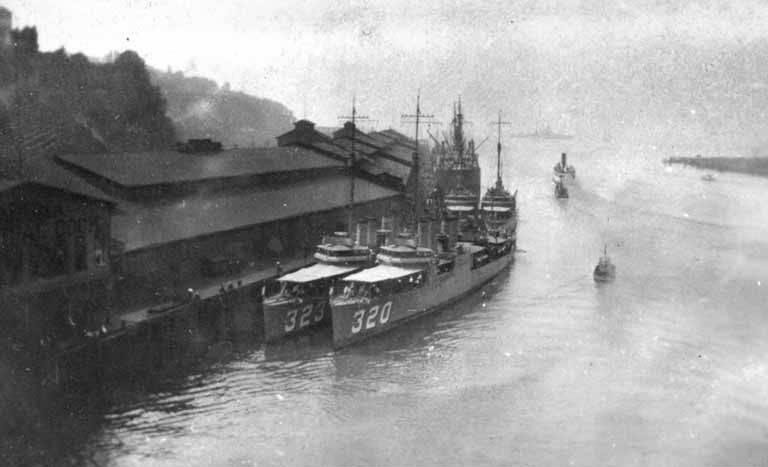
left=262, top=95, right=380, bottom=342
left=328, top=227, right=514, bottom=348
left=328, top=101, right=518, bottom=348
left=262, top=232, right=372, bottom=341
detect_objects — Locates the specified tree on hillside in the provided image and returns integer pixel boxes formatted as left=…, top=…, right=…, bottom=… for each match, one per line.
left=30, top=47, right=176, bottom=152
left=150, top=68, right=295, bottom=148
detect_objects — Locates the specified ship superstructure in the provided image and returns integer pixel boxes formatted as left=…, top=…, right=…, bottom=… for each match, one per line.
left=553, top=152, right=576, bottom=182
left=432, top=98, right=481, bottom=205
left=263, top=232, right=372, bottom=341
left=481, top=111, right=518, bottom=248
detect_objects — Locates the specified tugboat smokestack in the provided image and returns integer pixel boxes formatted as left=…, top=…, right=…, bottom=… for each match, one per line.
left=561, top=152, right=567, bottom=167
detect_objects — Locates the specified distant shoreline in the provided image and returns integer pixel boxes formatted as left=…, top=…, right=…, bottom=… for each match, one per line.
left=666, top=156, right=768, bottom=178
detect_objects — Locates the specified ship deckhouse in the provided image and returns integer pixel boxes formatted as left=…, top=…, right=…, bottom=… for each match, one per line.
left=314, top=232, right=372, bottom=264
left=481, top=180, right=517, bottom=232
left=481, top=111, right=518, bottom=239
left=376, top=231, right=434, bottom=266
left=444, top=185, right=478, bottom=214
left=553, top=152, right=576, bottom=180
left=481, top=180, right=516, bottom=212
left=267, top=232, right=371, bottom=305
left=337, top=232, right=433, bottom=288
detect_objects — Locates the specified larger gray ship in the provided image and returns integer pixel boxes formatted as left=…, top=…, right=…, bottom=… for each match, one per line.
left=432, top=99, right=481, bottom=205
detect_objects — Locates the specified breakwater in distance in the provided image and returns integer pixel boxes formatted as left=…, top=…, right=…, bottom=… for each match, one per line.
left=666, top=155, right=768, bottom=178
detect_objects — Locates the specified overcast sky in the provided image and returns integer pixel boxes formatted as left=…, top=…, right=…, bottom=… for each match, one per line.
left=6, top=0, right=768, bottom=135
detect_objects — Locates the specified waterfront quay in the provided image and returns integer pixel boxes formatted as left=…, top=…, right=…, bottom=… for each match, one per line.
left=0, top=121, right=429, bottom=424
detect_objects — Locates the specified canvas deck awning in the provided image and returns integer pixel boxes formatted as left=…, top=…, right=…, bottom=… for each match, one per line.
left=278, top=263, right=359, bottom=283
left=342, top=264, right=423, bottom=283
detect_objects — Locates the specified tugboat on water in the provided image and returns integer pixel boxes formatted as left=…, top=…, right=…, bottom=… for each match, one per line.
left=433, top=98, right=481, bottom=206
left=262, top=231, right=372, bottom=341
left=593, top=244, right=616, bottom=283
left=553, top=152, right=576, bottom=181
left=328, top=97, right=517, bottom=348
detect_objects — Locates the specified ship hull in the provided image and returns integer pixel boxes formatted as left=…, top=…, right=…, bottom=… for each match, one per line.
left=263, top=297, right=331, bottom=342
left=330, top=246, right=514, bottom=348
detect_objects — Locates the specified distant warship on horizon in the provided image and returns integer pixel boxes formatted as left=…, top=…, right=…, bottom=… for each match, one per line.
left=512, top=124, right=573, bottom=140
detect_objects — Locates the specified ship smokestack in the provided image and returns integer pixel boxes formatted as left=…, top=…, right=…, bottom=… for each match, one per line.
left=355, top=222, right=361, bottom=246
left=426, top=219, right=433, bottom=250
left=447, top=214, right=458, bottom=246
left=436, top=232, right=449, bottom=253
left=376, top=229, right=390, bottom=248
left=416, top=222, right=423, bottom=248
left=366, top=218, right=376, bottom=246
left=561, top=152, right=567, bottom=167
left=376, top=216, right=391, bottom=248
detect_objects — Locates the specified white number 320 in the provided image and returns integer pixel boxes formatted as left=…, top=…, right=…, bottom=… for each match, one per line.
left=351, top=301, right=392, bottom=334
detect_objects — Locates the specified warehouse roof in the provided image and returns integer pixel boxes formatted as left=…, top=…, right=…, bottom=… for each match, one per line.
left=113, top=174, right=401, bottom=251
left=58, top=146, right=343, bottom=188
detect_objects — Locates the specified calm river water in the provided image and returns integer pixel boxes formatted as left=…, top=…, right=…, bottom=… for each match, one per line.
left=54, top=136, right=768, bottom=466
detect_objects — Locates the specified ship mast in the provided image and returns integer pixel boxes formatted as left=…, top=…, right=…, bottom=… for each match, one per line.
left=454, top=98, right=465, bottom=166
left=496, top=110, right=502, bottom=187
left=491, top=111, right=513, bottom=189
left=401, top=91, right=435, bottom=226
left=337, top=94, right=372, bottom=235
left=349, top=96, right=356, bottom=234
left=413, top=91, right=421, bottom=224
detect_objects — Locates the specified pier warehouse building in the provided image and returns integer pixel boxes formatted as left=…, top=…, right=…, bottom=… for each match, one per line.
left=0, top=179, right=115, bottom=351
left=0, top=117, right=430, bottom=379
left=52, top=121, right=420, bottom=312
